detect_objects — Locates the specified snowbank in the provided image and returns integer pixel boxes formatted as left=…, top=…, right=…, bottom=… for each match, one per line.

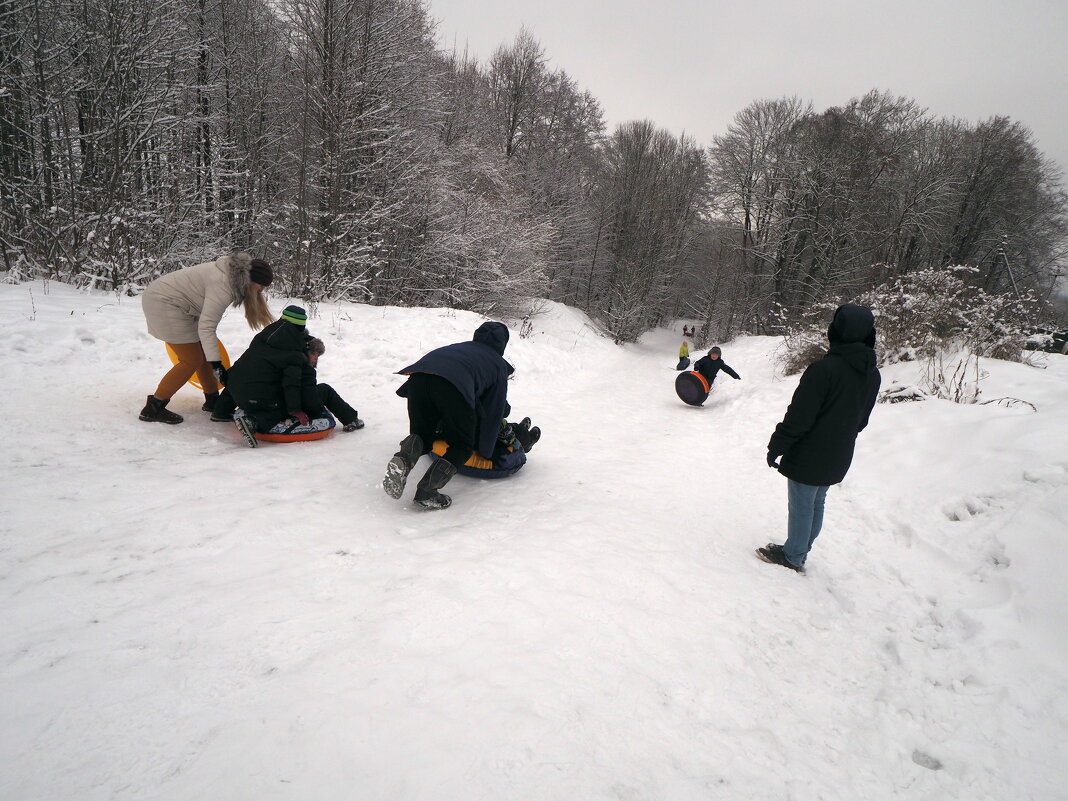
left=1, top=282, right=1066, bottom=800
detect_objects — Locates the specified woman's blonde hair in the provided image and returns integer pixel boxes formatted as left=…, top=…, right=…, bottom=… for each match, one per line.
left=243, top=283, right=274, bottom=329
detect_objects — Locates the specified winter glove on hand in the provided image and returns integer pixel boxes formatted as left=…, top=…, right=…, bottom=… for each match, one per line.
left=767, top=452, right=780, bottom=469
left=291, top=411, right=310, bottom=427
left=497, top=422, right=516, bottom=445
left=210, top=361, right=228, bottom=385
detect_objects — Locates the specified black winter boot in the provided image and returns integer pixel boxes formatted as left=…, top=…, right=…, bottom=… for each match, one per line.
left=512, top=418, right=541, bottom=452
left=201, top=391, right=220, bottom=413
left=234, top=410, right=258, bottom=448
left=383, top=433, right=423, bottom=499
left=139, top=395, right=183, bottom=425
left=414, top=458, right=457, bottom=510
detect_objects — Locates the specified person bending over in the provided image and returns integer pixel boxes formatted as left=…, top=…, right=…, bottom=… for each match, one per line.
left=382, top=321, right=513, bottom=510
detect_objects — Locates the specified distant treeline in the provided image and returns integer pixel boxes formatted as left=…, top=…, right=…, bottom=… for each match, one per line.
left=2, top=0, right=1065, bottom=339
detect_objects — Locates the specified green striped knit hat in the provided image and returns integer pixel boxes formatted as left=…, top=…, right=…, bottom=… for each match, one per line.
left=280, top=305, right=308, bottom=326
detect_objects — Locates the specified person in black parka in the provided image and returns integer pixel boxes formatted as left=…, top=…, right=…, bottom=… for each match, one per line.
left=383, top=321, right=514, bottom=510
left=693, top=347, right=741, bottom=387
left=758, top=304, right=881, bottom=573
left=211, top=305, right=324, bottom=435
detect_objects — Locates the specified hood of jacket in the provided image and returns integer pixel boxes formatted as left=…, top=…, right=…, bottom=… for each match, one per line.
left=828, top=341, right=878, bottom=374
left=253, top=318, right=308, bottom=353
left=826, top=304, right=877, bottom=374
left=828, top=303, right=875, bottom=345
left=473, top=321, right=509, bottom=356
left=218, top=252, right=253, bottom=307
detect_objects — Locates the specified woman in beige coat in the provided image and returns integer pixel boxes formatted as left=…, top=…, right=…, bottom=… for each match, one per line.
left=139, top=252, right=275, bottom=424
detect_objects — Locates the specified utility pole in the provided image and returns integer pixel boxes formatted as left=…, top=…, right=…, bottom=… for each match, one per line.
left=997, top=237, right=1022, bottom=299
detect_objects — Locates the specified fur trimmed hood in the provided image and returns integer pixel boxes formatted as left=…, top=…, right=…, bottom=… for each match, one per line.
left=218, top=252, right=253, bottom=307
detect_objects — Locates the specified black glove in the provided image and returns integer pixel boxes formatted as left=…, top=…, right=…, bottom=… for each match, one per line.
left=210, top=361, right=228, bottom=385
left=767, top=452, right=780, bottom=469
left=497, top=422, right=515, bottom=443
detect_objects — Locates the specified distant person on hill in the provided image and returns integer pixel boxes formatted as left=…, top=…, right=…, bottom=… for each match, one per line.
left=758, top=304, right=881, bottom=574
left=677, top=340, right=690, bottom=370
left=693, top=347, right=741, bottom=386
left=139, top=252, right=274, bottom=424
left=212, top=316, right=364, bottom=445
left=383, top=321, right=514, bottom=510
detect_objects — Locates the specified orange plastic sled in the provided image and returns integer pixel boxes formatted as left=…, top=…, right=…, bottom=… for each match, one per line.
left=255, top=427, right=335, bottom=443
left=165, top=341, right=231, bottom=390
left=255, top=413, right=337, bottom=443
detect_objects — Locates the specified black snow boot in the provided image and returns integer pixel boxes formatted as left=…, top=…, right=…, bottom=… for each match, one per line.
left=512, top=418, right=541, bottom=452
left=234, top=410, right=258, bottom=448
left=383, top=433, right=423, bottom=499
left=139, top=395, right=183, bottom=425
left=414, top=458, right=457, bottom=510
left=201, top=391, right=220, bottom=413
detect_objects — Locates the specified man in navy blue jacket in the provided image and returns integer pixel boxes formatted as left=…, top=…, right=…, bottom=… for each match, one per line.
left=383, top=321, right=514, bottom=509
left=758, top=304, right=881, bottom=573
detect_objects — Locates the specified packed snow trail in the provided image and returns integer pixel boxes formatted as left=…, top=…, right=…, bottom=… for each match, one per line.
left=2, top=283, right=1066, bottom=801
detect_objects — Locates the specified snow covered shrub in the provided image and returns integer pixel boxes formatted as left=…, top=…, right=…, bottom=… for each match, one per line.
left=878, top=384, right=927, bottom=403
left=775, top=302, right=838, bottom=376
left=923, top=351, right=984, bottom=403
left=778, top=334, right=830, bottom=376
left=774, top=265, right=1038, bottom=382
left=856, top=265, right=1037, bottom=364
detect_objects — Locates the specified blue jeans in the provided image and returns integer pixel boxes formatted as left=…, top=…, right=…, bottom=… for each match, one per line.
left=784, top=480, right=829, bottom=567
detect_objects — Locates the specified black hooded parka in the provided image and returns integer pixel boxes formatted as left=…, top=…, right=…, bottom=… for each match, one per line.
left=768, top=304, right=881, bottom=486
left=225, top=319, right=320, bottom=422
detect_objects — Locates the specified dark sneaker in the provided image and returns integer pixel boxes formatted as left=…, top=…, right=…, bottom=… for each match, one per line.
left=210, top=412, right=233, bottom=423
left=764, top=543, right=784, bottom=556
left=139, top=395, right=183, bottom=425
left=756, top=546, right=805, bottom=574
left=383, top=433, right=423, bottom=499
left=343, top=418, right=365, bottom=432
left=234, top=412, right=258, bottom=448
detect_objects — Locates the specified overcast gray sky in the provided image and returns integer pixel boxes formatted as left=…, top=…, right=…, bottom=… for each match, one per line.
left=428, top=0, right=1068, bottom=177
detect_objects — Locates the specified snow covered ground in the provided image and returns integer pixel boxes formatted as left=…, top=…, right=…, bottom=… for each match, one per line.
left=2, top=280, right=1066, bottom=801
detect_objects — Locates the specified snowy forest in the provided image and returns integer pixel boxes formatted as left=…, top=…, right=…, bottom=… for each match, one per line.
left=2, top=0, right=1066, bottom=341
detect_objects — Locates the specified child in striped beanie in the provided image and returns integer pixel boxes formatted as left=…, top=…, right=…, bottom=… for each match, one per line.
left=280, top=305, right=308, bottom=326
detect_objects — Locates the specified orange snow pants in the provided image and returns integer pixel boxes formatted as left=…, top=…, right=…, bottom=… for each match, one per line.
left=155, top=342, right=219, bottom=400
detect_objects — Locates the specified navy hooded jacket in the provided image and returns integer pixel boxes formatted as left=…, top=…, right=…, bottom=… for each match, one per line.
left=768, top=304, right=881, bottom=486
left=397, top=322, right=514, bottom=458
left=693, top=355, right=740, bottom=384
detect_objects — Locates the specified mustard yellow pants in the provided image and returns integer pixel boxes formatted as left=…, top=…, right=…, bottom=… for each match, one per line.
left=155, top=341, right=218, bottom=400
